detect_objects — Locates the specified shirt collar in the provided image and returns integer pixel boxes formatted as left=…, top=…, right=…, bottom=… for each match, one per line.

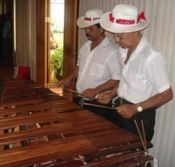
left=119, top=36, right=147, bottom=63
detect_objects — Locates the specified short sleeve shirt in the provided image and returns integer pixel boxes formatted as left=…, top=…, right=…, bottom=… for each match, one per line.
left=76, top=37, right=122, bottom=93
left=118, top=37, right=171, bottom=103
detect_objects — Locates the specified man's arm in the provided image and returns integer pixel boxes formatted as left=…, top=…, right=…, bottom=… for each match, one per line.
left=116, top=87, right=173, bottom=119
left=81, top=79, right=119, bottom=98
left=136, top=87, right=173, bottom=111
left=97, top=86, right=118, bottom=104
left=57, top=66, right=79, bottom=87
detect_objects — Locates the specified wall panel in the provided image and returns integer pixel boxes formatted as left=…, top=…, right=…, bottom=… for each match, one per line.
left=16, top=0, right=36, bottom=80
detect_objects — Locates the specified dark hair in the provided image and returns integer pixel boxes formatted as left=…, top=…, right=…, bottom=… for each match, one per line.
left=95, top=23, right=101, bottom=28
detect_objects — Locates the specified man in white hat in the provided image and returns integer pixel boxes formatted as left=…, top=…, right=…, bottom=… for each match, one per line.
left=99, top=4, right=173, bottom=141
left=58, top=9, right=122, bottom=119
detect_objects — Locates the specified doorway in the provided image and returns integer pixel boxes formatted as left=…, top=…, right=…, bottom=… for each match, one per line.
left=49, top=0, right=64, bottom=84
left=36, top=0, right=78, bottom=85
left=0, top=0, right=13, bottom=66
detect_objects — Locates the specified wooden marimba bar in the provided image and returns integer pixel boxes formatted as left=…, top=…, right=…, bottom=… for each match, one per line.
left=0, top=80, right=153, bottom=167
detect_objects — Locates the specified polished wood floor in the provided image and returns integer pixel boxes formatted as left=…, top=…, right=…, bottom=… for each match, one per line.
left=0, top=64, right=14, bottom=80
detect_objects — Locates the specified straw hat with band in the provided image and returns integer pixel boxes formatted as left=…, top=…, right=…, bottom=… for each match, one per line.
left=100, top=4, right=148, bottom=33
left=77, top=9, right=103, bottom=28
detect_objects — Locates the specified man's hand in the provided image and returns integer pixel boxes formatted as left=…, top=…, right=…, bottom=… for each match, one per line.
left=57, top=78, right=71, bottom=88
left=97, top=91, right=113, bottom=104
left=116, top=104, right=137, bottom=119
left=81, top=88, right=98, bottom=99
left=57, top=66, right=79, bottom=88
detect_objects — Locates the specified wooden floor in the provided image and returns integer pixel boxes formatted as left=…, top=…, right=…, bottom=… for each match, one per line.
left=0, top=64, right=14, bottom=80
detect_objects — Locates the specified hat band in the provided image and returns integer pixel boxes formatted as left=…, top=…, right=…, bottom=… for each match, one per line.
left=84, top=17, right=100, bottom=21
left=109, top=13, right=135, bottom=25
left=109, top=12, right=146, bottom=25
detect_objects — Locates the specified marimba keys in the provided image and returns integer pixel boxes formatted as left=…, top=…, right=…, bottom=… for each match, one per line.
left=0, top=80, right=153, bottom=167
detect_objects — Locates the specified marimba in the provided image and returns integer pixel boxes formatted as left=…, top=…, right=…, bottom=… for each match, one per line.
left=0, top=80, right=153, bottom=167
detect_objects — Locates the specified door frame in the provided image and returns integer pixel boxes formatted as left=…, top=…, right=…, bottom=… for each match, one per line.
left=36, top=0, right=79, bottom=85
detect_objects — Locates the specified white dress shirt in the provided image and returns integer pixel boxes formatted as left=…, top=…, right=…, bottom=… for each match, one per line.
left=118, top=37, right=171, bottom=103
left=76, top=37, right=122, bottom=93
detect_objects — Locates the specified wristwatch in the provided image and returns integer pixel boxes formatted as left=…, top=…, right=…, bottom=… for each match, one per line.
left=137, top=106, right=143, bottom=112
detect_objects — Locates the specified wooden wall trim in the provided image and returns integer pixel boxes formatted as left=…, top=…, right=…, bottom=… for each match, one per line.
left=36, top=0, right=48, bottom=85
left=63, top=0, right=79, bottom=88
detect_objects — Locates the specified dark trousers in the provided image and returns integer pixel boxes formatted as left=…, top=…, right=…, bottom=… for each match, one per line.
left=110, top=98, right=156, bottom=142
left=74, top=96, right=156, bottom=142
left=111, top=108, right=156, bottom=142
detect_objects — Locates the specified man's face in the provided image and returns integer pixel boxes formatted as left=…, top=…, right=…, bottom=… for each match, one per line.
left=114, top=32, right=138, bottom=49
left=85, top=25, right=103, bottom=41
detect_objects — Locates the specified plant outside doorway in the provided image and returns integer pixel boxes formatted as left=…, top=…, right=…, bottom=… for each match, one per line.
left=49, top=0, right=64, bottom=83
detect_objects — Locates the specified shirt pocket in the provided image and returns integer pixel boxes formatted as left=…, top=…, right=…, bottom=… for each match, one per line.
left=89, top=63, right=105, bottom=79
left=127, top=71, right=146, bottom=93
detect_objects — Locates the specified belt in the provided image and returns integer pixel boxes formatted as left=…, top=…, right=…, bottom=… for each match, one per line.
left=119, top=97, right=132, bottom=104
left=112, top=97, right=132, bottom=107
left=74, top=95, right=95, bottom=105
left=74, top=95, right=115, bottom=110
left=74, top=95, right=132, bottom=108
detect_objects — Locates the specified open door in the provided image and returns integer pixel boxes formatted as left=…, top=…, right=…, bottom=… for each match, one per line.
left=36, top=0, right=78, bottom=86
left=48, top=0, right=64, bottom=83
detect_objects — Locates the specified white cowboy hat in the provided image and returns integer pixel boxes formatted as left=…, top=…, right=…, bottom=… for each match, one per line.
left=100, top=4, right=148, bottom=33
left=77, top=9, right=103, bottom=28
